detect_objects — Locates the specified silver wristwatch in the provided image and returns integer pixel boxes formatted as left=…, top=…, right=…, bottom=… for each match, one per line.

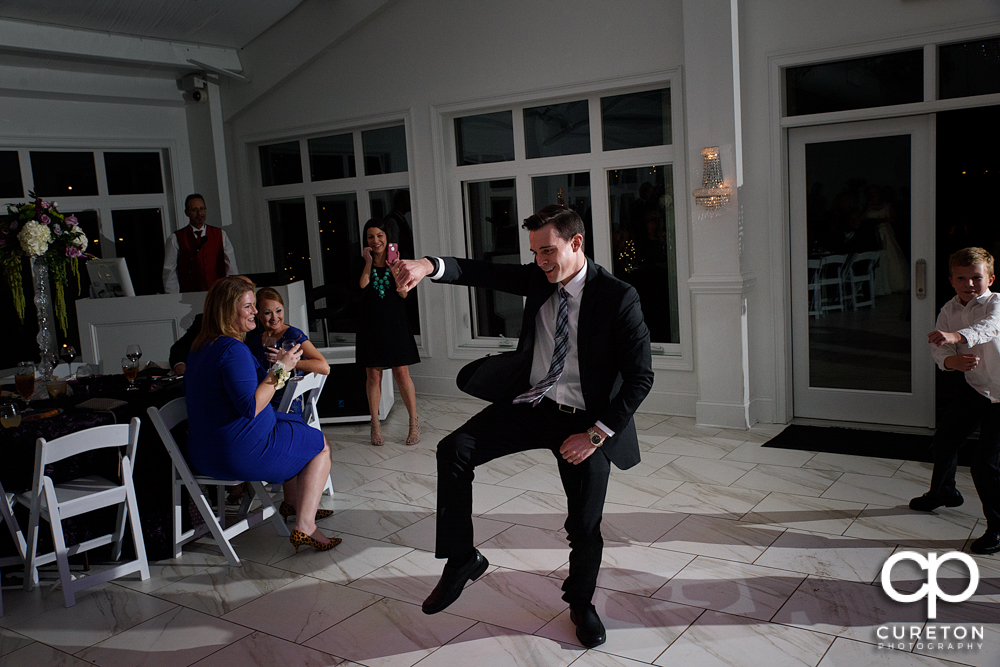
left=587, top=427, right=604, bottom=447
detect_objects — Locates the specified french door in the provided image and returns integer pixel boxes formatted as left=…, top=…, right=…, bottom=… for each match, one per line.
left=790, top=116, right=935, bottom=427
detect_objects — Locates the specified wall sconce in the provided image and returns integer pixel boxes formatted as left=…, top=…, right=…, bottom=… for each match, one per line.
left=693, top=147, right=731, bottom=212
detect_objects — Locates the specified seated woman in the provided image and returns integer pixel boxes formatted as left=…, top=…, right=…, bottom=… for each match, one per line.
left=246, top=286, right=330, bottom=415
left=184, top=276, right=339, bottom=553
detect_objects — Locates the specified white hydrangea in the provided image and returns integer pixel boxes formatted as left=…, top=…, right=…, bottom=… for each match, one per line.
left=18, top=220, right=52, bottom=257
left=71, top=229, right=88, bottom=251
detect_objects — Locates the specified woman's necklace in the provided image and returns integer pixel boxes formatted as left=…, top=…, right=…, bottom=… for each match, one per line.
left=372, top=265, right=391, bottom=299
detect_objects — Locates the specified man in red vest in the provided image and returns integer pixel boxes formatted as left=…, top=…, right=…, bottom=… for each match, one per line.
left=162, top=193, right=238, bottom=293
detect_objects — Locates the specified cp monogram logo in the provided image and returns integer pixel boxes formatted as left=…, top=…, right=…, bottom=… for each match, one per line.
left=880, top=551, right=980, bottom=619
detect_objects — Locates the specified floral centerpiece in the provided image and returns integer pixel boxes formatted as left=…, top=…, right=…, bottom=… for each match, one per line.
left=1, top=192, right=92, bottom=336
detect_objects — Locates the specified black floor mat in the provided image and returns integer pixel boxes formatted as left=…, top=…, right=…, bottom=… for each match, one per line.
left=762, top=424, right=975, bottom=466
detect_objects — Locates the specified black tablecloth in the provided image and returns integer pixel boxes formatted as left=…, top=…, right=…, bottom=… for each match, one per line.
left=1, top=373, right=183, bottom=561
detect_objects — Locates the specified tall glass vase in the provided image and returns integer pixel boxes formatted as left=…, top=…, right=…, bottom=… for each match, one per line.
left=33, top=260, right=56, bottom=380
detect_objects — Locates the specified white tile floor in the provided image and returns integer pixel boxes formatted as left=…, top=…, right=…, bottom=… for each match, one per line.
left=1, top=395, right=998, bottom=667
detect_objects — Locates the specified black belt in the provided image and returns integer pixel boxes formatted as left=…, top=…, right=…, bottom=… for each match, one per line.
left=539, top=397, right=586, bottom=414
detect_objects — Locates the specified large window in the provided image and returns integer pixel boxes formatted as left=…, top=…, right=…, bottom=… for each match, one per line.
left=0, top=147, right=171, bottom=369
left=449, top=86, right=683, bottom=353
left=255, top=123, right=415, bottom=345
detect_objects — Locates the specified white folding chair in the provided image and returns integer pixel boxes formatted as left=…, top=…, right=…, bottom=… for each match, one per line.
left=147, top=399, right=289, bottom=567
left=17, top=418, right=149, bottom=607
left=278, top=373, right=334, bottom=497
left=817, top=254, right=848, bottom=315
left=844, top=250, right=881, bottom=310
left=1, top=481, right=28, bottom=617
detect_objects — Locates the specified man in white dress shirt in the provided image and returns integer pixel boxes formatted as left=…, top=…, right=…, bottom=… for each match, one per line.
left=162, top=194, right=238, bottom=293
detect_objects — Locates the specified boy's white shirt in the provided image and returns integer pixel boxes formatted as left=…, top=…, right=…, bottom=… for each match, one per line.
left=932, top=290, right=1000, bottom=402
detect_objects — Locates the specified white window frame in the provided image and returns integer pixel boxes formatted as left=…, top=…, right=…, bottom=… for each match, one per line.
left=0, top=143, right=175, bottom=255
left=434, top=74, right=692, bottom=370
left=244, top=115, right=417, bottom=348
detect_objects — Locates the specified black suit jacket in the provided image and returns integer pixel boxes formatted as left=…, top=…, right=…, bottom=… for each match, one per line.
left=435, top=257, right=653, bottom=470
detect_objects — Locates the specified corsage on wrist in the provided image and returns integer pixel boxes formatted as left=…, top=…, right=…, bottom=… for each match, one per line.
left=270, top=361, right=290, bottom=390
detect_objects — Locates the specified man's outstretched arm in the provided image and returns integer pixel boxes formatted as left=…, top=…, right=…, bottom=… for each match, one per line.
left=393, top=257, right=438, bottom=291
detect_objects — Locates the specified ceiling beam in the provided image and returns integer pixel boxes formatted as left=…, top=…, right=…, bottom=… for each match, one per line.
left=0, top=18, right=243, bottom=73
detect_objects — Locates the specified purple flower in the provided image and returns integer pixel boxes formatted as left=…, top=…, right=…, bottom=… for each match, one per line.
left=53, top=224, right=62, bottom=235
left=10, top=221, right=18, bottom=231
left=40, top=200, right=51, bottom=210
left=39, top=214, right=51, bottom=224
left=66, top=215, right=78, bottom=226
left=65, top=246, right=83, bottom=258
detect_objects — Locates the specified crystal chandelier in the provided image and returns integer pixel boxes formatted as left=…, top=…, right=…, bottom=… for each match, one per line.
left=693, top=147, right=731, bottom=209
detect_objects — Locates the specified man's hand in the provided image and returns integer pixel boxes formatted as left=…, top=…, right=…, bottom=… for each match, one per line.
left=393, top=258, right=435, bottom=291
left=928, top=330, right=965, bottom=347
left=560, top=433, right=597, bottom=466
left=945, top=354, right=980, bottom=371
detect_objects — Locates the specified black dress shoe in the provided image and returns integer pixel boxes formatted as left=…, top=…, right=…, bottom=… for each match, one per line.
left=422, top=550, right=489, bottom=614
left=570, top=604, right=606, bottom=648
left=909, top=492, right=964, bottom=512
left=970, top=531, right=1000, bottom=555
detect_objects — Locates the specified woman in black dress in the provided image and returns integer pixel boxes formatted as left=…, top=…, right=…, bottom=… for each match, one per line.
left=358, top=218, right=420, bottom=446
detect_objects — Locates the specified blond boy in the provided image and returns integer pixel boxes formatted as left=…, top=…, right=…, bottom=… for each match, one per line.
left=910, top=247, right=1000, bottom=555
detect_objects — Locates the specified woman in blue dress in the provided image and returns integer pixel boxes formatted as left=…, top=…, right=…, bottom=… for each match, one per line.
left=185, top=276, right=339, bottom=553
left=246, top=286, right=330, bottom=415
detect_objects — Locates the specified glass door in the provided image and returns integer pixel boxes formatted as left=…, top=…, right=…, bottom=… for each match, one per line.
left=789, top=116, right=935, bottom=427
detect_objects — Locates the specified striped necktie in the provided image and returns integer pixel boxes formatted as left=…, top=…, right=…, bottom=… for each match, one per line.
left=513, top=287, right=570, bottom=406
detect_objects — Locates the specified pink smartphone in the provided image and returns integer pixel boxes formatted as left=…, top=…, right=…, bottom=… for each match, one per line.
left=387, top=243, right=399, bottom=264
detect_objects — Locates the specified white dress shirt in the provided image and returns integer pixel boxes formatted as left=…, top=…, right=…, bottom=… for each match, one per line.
left=162, top=224, right=238, bottom=294
left=932, top=291, right=1000, bottom=402
left=430, top=257, right=613, bottom=437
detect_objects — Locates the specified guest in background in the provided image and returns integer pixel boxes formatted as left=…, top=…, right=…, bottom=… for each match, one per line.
left=246, top=286, right=330, bottom=414
left=162, top=194, right=238, bottom=293
left=357, top=218, right=420, bottom=447
left=184, top=276, right=339, bottom=553
left=910, top=247, right=1000, bottom=556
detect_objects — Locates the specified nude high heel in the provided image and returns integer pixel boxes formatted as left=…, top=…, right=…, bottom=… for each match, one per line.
left=406, top=418, right=420, bottom=446
left=370, top=418, right=384, bottom=446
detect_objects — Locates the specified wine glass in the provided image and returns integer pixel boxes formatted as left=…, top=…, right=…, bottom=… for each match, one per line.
left=15, top=361, right=35, bottom=407
left=61, top=344, right=77, bottom=364
left=126, top=344, right=143, bottom=364
left=122, top=357, right=139, bottom=391
left=1, top=403, right=20, bottom=429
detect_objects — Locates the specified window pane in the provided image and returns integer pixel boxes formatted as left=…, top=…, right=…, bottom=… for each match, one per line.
left=785, top=50, right=923, bottom=116
left=317, top=193, right=361, bottom=341
left=940, top=37, right=1000, bottom=99
left=267, top=199, right=312, bottom=288
left=530, top=172, right=594, bottom=258
left=308, top=133, right=356, bottom=181
left=111, top=208, right=165, bottom=296
left=455, top=111, right=515, bottom=165
left=104, top=152, right=164, bottom=195
left=524, top=101, right=590, bottom=158
left=362, top=125, right=407, bottom=175
left=602, top=88, right=671, bottom=150
left=608, top=165, right=679, bottom=345
left=0, top=151, right=23, bottom=198
left=30, top=151, right=99, bottom=197
left=465, top=179, right=521, bottom=338
left=259, top=141, right=303, bottom=187
left=370, top=188, right=419, bottom=334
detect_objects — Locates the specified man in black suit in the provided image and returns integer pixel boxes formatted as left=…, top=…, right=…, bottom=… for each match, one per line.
left=393, top=205, right=653, bottom=648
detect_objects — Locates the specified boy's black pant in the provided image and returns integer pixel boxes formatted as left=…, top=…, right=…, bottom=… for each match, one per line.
left=929, top=379, right=1000, bottom=531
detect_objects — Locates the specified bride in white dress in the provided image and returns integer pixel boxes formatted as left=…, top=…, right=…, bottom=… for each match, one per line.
left=861, top=186, right=909, bottom=295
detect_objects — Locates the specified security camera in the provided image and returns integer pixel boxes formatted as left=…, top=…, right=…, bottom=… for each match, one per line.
left=191, top=89, right=205, bottom=103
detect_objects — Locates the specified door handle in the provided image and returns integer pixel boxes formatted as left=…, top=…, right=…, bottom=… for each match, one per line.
left=915, top=259, right=926, bottom=299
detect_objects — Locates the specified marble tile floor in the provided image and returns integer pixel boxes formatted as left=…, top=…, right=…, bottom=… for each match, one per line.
left=1, top=395, right=998, bottom=667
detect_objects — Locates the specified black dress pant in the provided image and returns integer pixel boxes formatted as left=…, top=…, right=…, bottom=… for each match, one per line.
left=929, top=379, right=1000, bottom=532
left=435, top=400, right=611, bottom=606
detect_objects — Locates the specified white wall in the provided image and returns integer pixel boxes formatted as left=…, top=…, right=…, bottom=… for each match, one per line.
left=226, top=0, right=707, bottom=416
left=737, top=0, right=1000, bottom=424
